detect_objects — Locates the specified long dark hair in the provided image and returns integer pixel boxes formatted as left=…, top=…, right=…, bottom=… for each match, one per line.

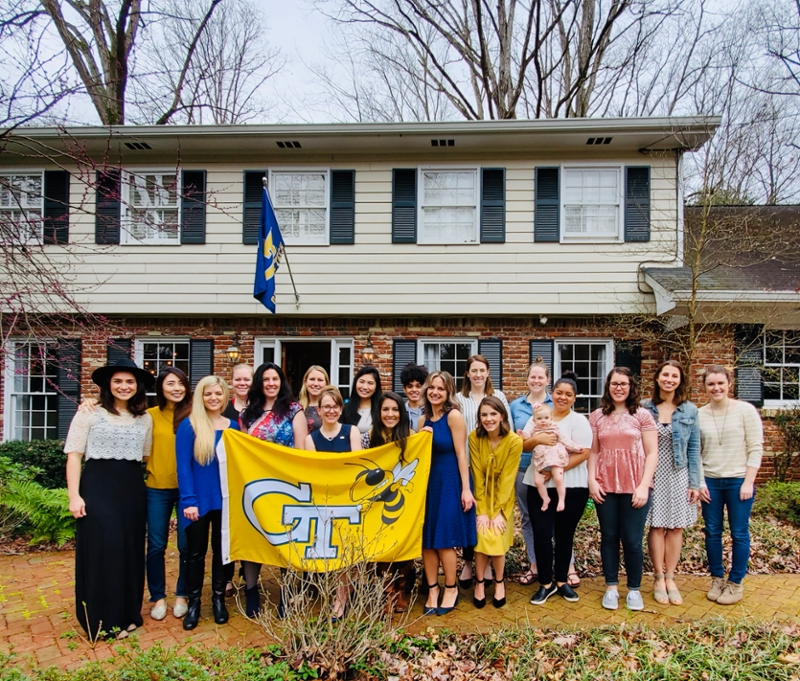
left=553, top=370, right=579, bottom=395
left=341, top=365, right=382, bottom=426
left=600, top=366, right=640, bottom=416
left=651, top=360, right=687, bottom=406
left=155, top=367, right=192, bottom=433
left=241, top=362, right=295, bottom=429
left=99, top=372, right=148, bottom=416
left=460, top=354, right=496, bottom=397
left=369, top=392, right=410, bottom=462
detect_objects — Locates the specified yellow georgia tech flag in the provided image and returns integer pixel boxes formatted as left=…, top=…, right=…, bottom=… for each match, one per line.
left=217, top=429, right=432, bottom=572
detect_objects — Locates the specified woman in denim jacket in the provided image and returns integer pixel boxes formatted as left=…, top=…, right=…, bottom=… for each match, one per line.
left=641, top=360, right=701, bottom=606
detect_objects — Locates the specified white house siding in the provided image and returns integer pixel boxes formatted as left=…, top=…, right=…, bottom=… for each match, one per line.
left=23, top=153, right=678, bottom=316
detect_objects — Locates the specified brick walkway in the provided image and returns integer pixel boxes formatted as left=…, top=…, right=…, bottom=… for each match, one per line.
left=1, top=548, right=798, bottom=672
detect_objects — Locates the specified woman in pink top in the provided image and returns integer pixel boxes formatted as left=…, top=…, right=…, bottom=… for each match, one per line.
left=588, top=367, right=658, bottom=612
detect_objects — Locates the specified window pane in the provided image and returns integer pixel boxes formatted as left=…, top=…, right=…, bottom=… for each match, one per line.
left=262, top=347, right=275, bottom=364
left=0, top=174, right=44, bottom=242
left=10, top=343, right=58, bottom=441
left=420, top=170, right=478, bottom=244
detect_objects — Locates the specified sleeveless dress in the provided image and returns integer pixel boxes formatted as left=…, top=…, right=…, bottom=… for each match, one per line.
left=310, top=424, right=355, bottom=453
left=422, top=414, right=477, bottom=550
left=646, top=422, right=697, bottom=528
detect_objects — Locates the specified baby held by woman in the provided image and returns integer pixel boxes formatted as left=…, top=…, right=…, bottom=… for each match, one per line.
left=522, top=403, right=582, bottom=512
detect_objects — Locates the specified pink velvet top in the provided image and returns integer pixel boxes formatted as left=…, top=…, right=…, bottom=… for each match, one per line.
left=589, top=408, right=656, bottom=494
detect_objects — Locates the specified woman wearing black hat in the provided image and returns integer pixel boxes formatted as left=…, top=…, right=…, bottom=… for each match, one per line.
left=65, top=358, right=154, bottom=639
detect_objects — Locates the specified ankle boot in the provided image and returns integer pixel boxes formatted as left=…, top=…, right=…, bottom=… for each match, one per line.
left=245, top=586, right=261, bottom=618
left=211, top=571, right=229, bottom=625
left=183, top=557, right=205, bottom=631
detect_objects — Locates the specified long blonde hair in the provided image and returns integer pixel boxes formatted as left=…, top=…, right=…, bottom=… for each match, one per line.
left=298, top=365, right=330, bottom=408
left=190, top=376, right=230, bottom=465
left=422, top=371, right=461, bottom=417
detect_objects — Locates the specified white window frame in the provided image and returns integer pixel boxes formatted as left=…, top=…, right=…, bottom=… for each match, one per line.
left=554, top=338, right=614, bottom=412
left=134, top=338, right=191, bottom=393
left=560, top=164, right=624, bottom=244
left=763, top=330, right=800, bottom=408
left=120, top=168, right=181, bottom=245
left=0, top=170, right=44, bottom=244
left=3, top=339, right=59, bottom=442
left=417, top=166, right=480, bottom=245
left=418, top=338, right=478, bottom=391
left=268, top=168, right=330, bottom=246
left=253, top=337, right=354, bottom=397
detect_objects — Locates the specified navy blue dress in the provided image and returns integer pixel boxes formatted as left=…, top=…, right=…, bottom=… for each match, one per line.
left=311, top=423, right=355, bottom=452
left=423, top=413, right=477, bottom=550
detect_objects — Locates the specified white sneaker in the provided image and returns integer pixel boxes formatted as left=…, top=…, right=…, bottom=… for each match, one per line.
left=172, top=599, right=188, bottom=618
left=150, top=601, right=168, bottom=621
left=626, top=590, right=644, bottom=611
left=602, top=590, right=619, bottom=610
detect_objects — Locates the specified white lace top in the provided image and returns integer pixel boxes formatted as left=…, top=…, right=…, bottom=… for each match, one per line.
left=64, top=408, right=153, bottom=462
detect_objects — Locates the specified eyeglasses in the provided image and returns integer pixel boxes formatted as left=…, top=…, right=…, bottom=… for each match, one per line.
left=610, top=382, right=630, bottom=388
left=321, top=405, right=341, bottom=412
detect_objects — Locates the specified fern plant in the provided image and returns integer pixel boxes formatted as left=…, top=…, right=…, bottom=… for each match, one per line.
left=0, top=479, right=75, bottom=546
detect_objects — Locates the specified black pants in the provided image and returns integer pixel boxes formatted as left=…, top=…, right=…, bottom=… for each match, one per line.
left=528, top=486, right=589, bottom=586
left=184, top=509, right=224, bottom=596
left=594, top=493, right=651, bottom=589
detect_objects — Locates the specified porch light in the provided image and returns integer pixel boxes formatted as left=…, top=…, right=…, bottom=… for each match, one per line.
left=225, top=334, right=242, bottom=364
left=361, top=336, right=375, bottom=364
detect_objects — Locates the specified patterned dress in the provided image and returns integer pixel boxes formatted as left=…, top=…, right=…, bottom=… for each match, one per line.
left=247, top=403, right=303, bottom=446
left=646, top=422, right=697, bottom=528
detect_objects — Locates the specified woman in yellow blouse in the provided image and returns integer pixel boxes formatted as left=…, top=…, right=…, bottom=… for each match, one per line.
left=146, top=368, right=193, bottom=621
left=468, top=396, right=522, bottom=609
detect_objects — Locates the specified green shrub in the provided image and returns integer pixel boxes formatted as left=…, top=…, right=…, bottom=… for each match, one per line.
left=0, top=439, right=66, bottom=489
left=752, top=480, right=800, bottom=526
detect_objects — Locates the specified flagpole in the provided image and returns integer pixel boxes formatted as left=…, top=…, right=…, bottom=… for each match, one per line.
left=263, top=177, right=300, bottom=309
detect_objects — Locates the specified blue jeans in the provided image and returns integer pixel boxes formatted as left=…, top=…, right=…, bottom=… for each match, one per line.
left=146, top=487, right=187, bottom=601
left=701, top=477, right=754, bottom=584
left=594, top=492, right=651, bottom=589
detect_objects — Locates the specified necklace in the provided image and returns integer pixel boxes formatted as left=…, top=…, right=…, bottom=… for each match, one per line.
left=320, top=426, right=340, bottom=441
left=710, top=402, right=729, bottom=446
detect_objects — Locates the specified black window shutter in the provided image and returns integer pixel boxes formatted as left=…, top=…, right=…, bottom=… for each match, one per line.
left=56, top=339, right=81, bottom=439
left=95, top=170, right=121, bottom=244
left=529, top=340, right=554, bottom=378
left=392, top=340, right=418, bottom=394
left=478, top=338, right=503, bottom=390
left=330, top=170, right=355, bottom=245
left=190, top=339, right=214, bottom=389
left=734, top=324, right=763, bottom=406
left=107, top=338, right=132, bottom=364
left=43, top=170, right=70, bottom=245
left=181, top=170, right=206, bottom=244
left=480, top=168, right=505, bottom=243
left=615, top=340, right=642, bottom=379
left=243, top=171, right=265, bottom=245
left=392, top=169, right=417, bottom=243
left=534, top=167, right=559, bottom=242
left=624, top=166, right=651, bottom=242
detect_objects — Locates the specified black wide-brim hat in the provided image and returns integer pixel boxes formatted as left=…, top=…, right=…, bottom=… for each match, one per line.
left=91, top=358, right=156, bottom=390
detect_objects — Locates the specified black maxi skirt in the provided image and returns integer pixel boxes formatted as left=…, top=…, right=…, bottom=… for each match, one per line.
left=75, top=459, right=146, bottom=638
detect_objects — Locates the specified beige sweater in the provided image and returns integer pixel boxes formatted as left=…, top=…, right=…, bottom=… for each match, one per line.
left=698, top=400, right=763, bottom=479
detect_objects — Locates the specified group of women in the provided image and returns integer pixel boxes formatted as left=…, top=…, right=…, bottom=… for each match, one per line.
left=65, top=351, right=762, bottom=637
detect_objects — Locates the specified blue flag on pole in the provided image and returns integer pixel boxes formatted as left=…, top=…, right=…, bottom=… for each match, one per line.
left=253, top=185, right=284, bottom=313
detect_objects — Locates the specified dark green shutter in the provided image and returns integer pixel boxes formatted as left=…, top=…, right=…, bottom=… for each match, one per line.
left=56, top=339, right=81, bottom=439
left=534, top=167, right=559, bottom=242
left=624, top=166, right=651, bottom=242
left=615, top=340, right=642, bottom=379
left=330, top=170, right=355, bottom=244
left=43, top=170, right=70, bottom=245
left=190, top=339, right=214, bottom=389
left=392, top=340, right=417, bottom=393
left=478, top=338, right=503, bottom=390
left=95, top=170, right=121, bottom=244
left=181, top=170, right=206, bottom=244
left=480, top=168, right=505, bottom=243
left=242, top=171, right=265, bottom=245
left=392, top=169, right=417, bottom=243
left=529, top=340, right=554, bottom=378
left=734, top=324, right=763, bottom=406
left=107, top=338, right=132, bottom=363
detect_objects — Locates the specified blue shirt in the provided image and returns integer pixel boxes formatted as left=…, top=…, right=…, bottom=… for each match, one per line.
left=509, top=393, right=553, bottom=472
left=176, top=418, right=239, bottom=521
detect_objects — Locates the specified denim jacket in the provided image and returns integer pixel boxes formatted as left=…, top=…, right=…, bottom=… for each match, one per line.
left=641, top=399, right=702, bottom=490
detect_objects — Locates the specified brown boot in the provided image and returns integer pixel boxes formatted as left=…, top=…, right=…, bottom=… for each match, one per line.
left=706, top=577, right=726, bottom=602
left=715, top=581, right=744, bottom=605
left=393, top=587, right=409, bottom=613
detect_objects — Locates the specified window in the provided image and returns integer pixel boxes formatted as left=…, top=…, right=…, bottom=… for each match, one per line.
left=3, top=341, right=58, bottom=440
left=418, top=168, right=479, bottom=244
left=562, top=167, right=622, bottom=242
left=555, top=339, right=613, bottom=413
left=419, top=339, right=478, bottom=392
left=269, top=170, right=328, bottom=246
left=121, top=170, right=180, bottom=244
left=0, top=172, right=43, bottom=243
left=764, top=330, right=800, bottom=406
left=134, top=340, right=190, bottom=398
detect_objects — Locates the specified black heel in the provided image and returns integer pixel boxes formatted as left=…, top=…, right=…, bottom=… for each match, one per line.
left=492, top=577, right=506, bottom=608
left=437, top=583, right=460, bottom=616
left=472, top=578, right=486, bottom=609
left=423, top=583, right=440, bottom=615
